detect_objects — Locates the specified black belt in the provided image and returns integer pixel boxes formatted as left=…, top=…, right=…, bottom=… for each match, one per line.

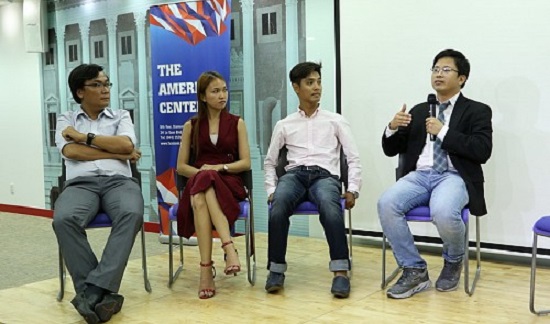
left=296, top=165, right=325, bottom=172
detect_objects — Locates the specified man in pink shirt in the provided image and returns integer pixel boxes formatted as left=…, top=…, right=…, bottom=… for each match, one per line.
left=264, top=62, right=362, bottom=298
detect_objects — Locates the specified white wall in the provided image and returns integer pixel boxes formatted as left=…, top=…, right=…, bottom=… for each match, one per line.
left=0, top=2, right=45, bottom=208
left=341, top=0, right=550, bottom=248
left=305, top=0, right=336, bottom=238
left=305, top=0, right=336, bottom=112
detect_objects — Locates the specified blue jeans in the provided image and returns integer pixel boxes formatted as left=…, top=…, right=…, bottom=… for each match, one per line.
left=377, top=170, right=468, bottom=269
left=268, top=167, right=350, bottom=273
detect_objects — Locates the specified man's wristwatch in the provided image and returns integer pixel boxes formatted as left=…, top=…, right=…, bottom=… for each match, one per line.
left=86, top=133, right=96, bottom=146
left=223, top=164, right=229, bottom=172
left=348, top=191, right=359, bottom=199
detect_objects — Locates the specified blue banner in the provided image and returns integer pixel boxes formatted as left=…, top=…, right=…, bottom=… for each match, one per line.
left=149, top=0, right=231, bottom=235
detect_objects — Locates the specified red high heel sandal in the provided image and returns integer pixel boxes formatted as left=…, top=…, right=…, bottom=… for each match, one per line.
left=198, top=261, right=216, bottom=299
left=221, top=241, right=241, bottom=276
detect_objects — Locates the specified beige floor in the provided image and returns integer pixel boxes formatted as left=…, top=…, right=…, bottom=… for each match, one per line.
left=1, top=232, right=550, bottom=323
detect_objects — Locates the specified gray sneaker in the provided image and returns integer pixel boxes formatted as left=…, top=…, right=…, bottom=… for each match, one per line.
left=436, top=260, right=463, bottom=292
left=386, top=268, right=431, bottom=299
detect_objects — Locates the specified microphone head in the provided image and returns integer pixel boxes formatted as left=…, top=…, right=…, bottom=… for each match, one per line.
left=427, top=93, right=437, bottom=104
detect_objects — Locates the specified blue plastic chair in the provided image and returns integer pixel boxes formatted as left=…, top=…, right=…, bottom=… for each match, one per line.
left=167, top=169, right=256, bottom=287
left=529, top=216, right=550, bottom=315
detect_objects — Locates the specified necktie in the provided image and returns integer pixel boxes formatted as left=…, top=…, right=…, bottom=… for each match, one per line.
left=432, top=102, right=450, bottom=173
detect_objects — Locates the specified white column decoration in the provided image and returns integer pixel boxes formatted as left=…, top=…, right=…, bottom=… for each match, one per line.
left=79, top=22, right=90, bottom=63
left=239, top=0, right=258, bottom=147
left=106, top=16, right=119, bottom=109
left=285, top=0, right=299, bottom=115
left=134, top=11, right=152, bottom=154
left=56, top=22, right=68, bottom=113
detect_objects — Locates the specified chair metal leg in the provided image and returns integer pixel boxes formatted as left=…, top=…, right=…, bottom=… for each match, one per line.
left=347, top=209, right=353, bottom=277
left=463, top=220, right=470, bottom=293
left=168, top=219, right=184, bottom=288
left=245, top=200, right=256, bottom=285
left=381, top=233, right=400, bottom=289
left=57, top=248, right=65, bottom=302
left=168, top=223, right=173, bottom=287
left=245, top=213, right=253, bottom=285
left=179, top=236, right=184, bottom=275
left=530, top=232, right=550, bottom=315
left=464, top=216, right=481, bottom=296
left=141, top=226, right=152, bottom=293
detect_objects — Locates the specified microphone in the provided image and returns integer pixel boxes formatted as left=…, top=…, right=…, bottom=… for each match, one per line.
left=427, top=93, right=437, bottom=141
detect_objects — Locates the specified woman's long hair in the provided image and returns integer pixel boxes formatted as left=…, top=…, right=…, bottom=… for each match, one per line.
left=191, top=71, right=227, bottom=159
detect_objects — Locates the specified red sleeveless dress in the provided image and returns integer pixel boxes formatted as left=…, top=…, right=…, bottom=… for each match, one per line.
left=176, top=110, right=247, bottom=239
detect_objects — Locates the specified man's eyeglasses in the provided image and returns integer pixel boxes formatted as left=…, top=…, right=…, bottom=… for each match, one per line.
left=84, top=82, right=113, bottom=89
left=431, top=67, right=459, bottom=75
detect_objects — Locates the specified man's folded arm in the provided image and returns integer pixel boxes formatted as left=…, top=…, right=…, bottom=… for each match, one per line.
left=264, top=123, right=284, bottom=196
left=61, top=143, right=129, bottom=161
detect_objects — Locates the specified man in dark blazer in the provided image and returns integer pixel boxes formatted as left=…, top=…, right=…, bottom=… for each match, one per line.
left=378, top=49, right=492, bottom=299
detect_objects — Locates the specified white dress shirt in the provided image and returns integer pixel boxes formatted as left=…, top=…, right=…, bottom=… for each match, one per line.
left=55, top=107, right=137, bottom=180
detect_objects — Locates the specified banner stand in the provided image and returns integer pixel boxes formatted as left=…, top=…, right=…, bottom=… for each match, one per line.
left=149, top=1, right=232, bottom=239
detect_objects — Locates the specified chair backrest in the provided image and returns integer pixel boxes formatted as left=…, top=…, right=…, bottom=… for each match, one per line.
left=395, top=153, right=407, bottom=181
left=130, top=162, right=142, bottom=188
left=339, top=148, right=349, bottom=191
left=274, top=146, right=289, bottom=179
left=58, top=161, right=67, bottom=189
left=275, top=146, right=349, bottom=191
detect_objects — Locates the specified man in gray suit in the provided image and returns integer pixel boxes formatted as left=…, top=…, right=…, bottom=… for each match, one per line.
left=53, top=64, right=143, bottom=324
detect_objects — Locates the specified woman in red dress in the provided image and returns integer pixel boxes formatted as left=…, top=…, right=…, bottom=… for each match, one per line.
left=176, top=71, right=251, bottom=299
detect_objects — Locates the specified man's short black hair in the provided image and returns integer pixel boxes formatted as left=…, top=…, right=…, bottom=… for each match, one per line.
left=432, top=49, right=470, bottom=88
left=68, top=64, right=106, bottom=103
left=289, top=62, right=322, bottom=85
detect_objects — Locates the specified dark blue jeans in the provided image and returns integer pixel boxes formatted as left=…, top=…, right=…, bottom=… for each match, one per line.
left=268, top=166, right=350, bottom=273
